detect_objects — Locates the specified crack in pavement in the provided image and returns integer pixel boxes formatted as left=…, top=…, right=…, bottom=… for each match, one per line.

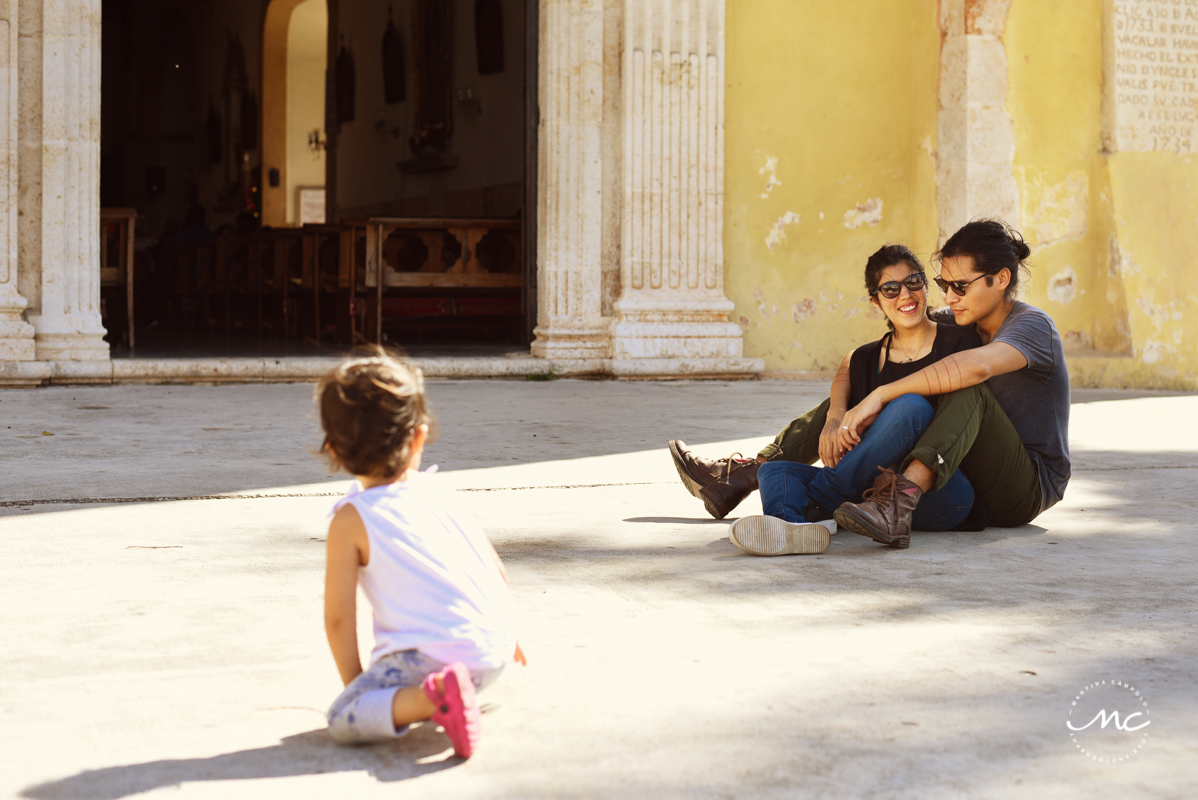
left=0, top=482, right=671, bottom=507
left=6, top=467, right=1195, bottom=507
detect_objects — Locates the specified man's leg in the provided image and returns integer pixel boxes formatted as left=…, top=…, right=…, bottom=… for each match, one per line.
left=757, top=398, right=831, bottom=464
left=838, top=384, right=1040, bottom=544
left=902, top=384, right=1040, bottom=528
left=669, top=398, right=830, bottom=520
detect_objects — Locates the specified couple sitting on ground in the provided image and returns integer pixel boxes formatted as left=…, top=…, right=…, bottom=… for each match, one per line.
left=669, top=219, right=1071, bottom=554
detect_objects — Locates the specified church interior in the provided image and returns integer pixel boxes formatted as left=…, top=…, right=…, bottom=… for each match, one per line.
left=98, top=0, right=531, bottom=357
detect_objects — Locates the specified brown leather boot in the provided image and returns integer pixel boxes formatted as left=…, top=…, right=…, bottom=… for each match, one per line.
left=668, top=440, right=760, bottom=520
left=833, top=467, right=922, bottom=549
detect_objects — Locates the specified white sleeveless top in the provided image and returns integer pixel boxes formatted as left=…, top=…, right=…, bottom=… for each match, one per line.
left=332, top=471, right=518, bottom=671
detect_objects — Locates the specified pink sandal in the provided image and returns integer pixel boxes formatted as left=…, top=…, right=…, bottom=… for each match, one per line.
left=422, top=663, right=480, bottom=758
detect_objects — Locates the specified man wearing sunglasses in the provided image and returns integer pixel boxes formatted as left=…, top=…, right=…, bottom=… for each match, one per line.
left=833, top=219, right=1071, bottom=548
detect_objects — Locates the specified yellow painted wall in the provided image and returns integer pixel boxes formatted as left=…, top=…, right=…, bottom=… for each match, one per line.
left=1102, top=154, right=1198, bottom=387
left=286, top=0, right=328, bottom=224
left=724, top=0, right=941, bottom=374
left=1006, top=0, right=1197, bottom=388
left=1006, top=0, right=1109, bottom=351
left=728, top=0, right=1197, bottom=388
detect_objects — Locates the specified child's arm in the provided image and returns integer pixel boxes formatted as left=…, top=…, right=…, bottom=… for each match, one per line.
left=325, top=504, right=369, bottom=686
left=483, top=537, right=510, bottom=585
left=473, top=526, right=526, bottom=665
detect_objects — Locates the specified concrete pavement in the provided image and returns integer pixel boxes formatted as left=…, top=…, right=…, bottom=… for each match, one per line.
left=2, top=379, right=1197, bottom=799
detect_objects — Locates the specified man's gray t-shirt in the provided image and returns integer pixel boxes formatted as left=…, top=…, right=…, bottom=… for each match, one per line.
left=987, top=302, right=1071, bottom=513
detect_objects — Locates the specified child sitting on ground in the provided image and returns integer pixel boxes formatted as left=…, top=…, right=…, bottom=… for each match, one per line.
left=317, top=351, right=524, bottom=757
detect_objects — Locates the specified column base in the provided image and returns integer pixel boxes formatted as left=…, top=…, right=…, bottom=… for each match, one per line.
left=530, top=325, right=611, bottom=360
left=0, top=360, right=53, bottom=387
left=33, top=329, right=111, bottom=365
left=609, top=356, right=764, bottom=378
left=0, top=307, right=38, bottom=361
left=48, top=360, right=114, bottom=384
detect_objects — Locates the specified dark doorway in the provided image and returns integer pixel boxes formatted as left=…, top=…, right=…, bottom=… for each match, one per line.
left=99, top=0, right=536, bottom=358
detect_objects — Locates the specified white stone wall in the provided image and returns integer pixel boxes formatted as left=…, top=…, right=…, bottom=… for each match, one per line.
left=532, top=0, right=760, bottom=376
left=17, top=0, right=109, bottom=382
left=1103, top=0, right=1198, bottom=154
left=0, top=0, right=760, bottom=382
left=0, top=0, right=48, bottom=384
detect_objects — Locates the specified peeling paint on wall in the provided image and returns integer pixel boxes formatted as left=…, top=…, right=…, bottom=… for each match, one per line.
left=1063, top=329, right=1092, bottom=349
left=792, top=298, right=816, bottom=322
left=1020, top=170, right=1088, bottom=248
left=758, top=156, right=782, bottom=198
left=765, top=211, right=801, bottom=252
left=843, top=198, right=883, bottom=229
left=1047, top=266, right=1078, bottom=305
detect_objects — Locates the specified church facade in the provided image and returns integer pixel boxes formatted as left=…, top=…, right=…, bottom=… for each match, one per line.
left=0, top=0, right=1193, bottom=388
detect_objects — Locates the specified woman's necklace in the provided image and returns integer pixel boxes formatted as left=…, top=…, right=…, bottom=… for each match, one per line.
left=892, top=324, right=934, bottom=363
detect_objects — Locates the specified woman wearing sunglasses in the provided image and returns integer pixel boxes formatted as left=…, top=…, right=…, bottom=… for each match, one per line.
left=669, top=244, right=982, bottom=555
left=830, top=219, right=1070, bottom=550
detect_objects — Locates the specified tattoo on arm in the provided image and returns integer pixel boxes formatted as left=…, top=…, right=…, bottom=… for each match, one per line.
left=947, top=355, right=963, bottom=390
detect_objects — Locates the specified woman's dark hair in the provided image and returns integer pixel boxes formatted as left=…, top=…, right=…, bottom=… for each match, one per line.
left=316, top=347, right=437, bottom=478
left=864, top=244, right=925, bottom=331
left=864, top=244, right=924, bottom=295
left=934, top=219, right=1031, bottom=300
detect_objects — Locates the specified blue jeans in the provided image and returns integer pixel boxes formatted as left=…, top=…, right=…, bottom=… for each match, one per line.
left=757, top=394, right=975, bottom=532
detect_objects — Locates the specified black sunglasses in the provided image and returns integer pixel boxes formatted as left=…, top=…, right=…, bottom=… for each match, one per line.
left=872, top=272, right=927, bottom=299
left=933, top=273, right=988, bottom=296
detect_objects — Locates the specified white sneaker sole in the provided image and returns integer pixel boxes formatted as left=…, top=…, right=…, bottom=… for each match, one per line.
left=728, top=515, right=835, bottom=556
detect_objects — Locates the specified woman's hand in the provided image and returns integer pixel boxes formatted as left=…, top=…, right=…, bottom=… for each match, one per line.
left=839, top=391, right=887, bottom=448
left=819, top=414, right=845, bottom=467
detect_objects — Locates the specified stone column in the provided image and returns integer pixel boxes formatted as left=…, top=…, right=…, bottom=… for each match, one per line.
left=18, top=0, right=110, bottom=380
left=0, top=0, right=49, bottom=385
left=609, top=0, right=759, bottom=377
left=530, top=0, right=611, bottom=361
left=936, top=0, right=1019, bottom=242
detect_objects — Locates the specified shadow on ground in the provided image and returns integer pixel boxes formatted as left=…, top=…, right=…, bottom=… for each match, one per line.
left=20, top=726, right=457, bottom=800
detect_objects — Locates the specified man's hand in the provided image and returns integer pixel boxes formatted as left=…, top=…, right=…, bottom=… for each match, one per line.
left=839, top=390, right=886, bottom=448
left=819, top=414, right=845, bottom=467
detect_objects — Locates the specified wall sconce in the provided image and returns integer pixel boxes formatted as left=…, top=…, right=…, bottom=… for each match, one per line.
left=308, top=129, right=327, bottom=154
left=456, top=86, right=482, bottom=114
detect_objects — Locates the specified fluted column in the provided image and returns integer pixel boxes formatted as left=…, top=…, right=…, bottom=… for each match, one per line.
left=19, top=0, right=109, bottom=380
left=530, top=0, right=610, bottom=360
left=609, top=0, right=759, bottom=377
left=0, top=0, right=49, bottom=385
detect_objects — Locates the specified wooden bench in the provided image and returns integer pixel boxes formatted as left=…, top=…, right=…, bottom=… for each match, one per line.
left=302, top=219, right=368, bottom=346
left=363, top=217, right=522, bottom=343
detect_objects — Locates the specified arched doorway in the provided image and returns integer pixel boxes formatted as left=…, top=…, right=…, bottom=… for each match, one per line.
left=262, top=0, right=328, bottom=227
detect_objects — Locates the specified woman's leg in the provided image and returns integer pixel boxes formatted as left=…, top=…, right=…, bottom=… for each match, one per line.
left=911, top=468, right=974, bottom=531
left=757, top=398, right=831, bottom=464
left=804, top=394, right=936, bottom=516
left=758, top=461, right=822, bottom=523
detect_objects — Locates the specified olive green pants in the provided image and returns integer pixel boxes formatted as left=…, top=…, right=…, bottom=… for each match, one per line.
left=756, top=397, right=831, bottom=465
left=901, top=383, right=1041, bottom=527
